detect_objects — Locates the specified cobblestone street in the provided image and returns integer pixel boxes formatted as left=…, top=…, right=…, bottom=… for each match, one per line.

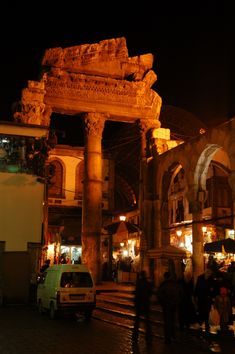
left=0, top=305, right=234, bottom=353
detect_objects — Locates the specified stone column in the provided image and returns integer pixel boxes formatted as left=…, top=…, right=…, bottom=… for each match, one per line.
left=137, top=119, right=160, bottom=270
left=137, top=120, right=148, bottom=271
left=190, top=199, right=205, bottom=283
left=154, top=199, right=162, bottom=248
left=82, top=112, right=105, bottom=284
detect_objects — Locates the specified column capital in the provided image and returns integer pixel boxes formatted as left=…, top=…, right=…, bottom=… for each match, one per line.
left=13, top=80, right=52, bottom=126
left=137, top=118, right=161, bottom=158
left=82, top=112, right=106, bottom=138
left=137, top=118, right=160, bottom=135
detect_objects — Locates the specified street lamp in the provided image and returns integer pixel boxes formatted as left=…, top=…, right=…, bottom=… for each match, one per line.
left=119, top=215, right=126, bottom=221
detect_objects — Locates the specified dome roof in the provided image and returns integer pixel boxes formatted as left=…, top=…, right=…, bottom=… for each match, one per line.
left=159, top=105, right=207, bottom=140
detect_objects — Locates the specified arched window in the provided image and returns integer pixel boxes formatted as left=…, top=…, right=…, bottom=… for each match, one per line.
left=75, top=161, right=84, bottom=200
left=48, top=160, right=63, bottom=198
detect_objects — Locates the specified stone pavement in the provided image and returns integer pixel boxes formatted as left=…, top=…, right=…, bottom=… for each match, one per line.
left=0, top=300, right=234, bottom=353
left=0, top=304, right=232, bottom=354
left=96, top=280, right=135, bottom=293
left=95, top=280, right=235, bottom=352
left=0, top=281, right=233, bottom=353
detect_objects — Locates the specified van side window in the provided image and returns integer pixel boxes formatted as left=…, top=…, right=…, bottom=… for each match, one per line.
left=60, top=272, right=93, bottom=288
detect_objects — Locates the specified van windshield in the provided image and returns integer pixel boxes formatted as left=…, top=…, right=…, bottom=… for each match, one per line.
left=60, top=272, right=93, bottom=288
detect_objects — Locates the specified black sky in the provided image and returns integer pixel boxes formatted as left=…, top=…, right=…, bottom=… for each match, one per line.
left=1, top=3, right=235, bottom=128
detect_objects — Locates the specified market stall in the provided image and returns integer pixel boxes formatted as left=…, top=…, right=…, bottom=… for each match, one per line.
left=204, top=238, right=235, bottom=253
left=204, top=237, right=235, bottom=269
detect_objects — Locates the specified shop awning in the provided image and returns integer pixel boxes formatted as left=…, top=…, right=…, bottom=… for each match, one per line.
left=105, top=221, right=141, bottom=235
left=204, top=237, right=235, bottom=253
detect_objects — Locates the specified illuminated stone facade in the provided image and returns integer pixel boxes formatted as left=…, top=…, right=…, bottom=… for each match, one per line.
left=12, top=37, right=235, bottom=288
left=14, top=37, right=162, bottom=283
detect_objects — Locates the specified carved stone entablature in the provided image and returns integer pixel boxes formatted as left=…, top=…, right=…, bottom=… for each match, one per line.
left=43, top=69, right=162, bottom=121
left=13, top=80, right=52, bottom=127
left=41, top=37, right=153, bottom=81
left=15, top=37, right=162, bottom=126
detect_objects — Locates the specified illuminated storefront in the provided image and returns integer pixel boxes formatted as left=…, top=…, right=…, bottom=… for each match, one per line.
left=42, top=222, right=82, bottom=266
left=170, top=222, right=235, bottom=268
left=60, top=245, right=82, bottom=264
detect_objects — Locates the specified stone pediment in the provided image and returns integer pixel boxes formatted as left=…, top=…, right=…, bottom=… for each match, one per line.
left=42, top=37, right=153, bottom=81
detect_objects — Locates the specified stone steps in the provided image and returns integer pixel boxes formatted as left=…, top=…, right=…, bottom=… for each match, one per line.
left=94, top=283, right=235, bottom=341
left=93, top=288, right=164, bottom=338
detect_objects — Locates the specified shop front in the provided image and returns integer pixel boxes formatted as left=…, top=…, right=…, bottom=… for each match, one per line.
left=204, top=236, right=235, bottom=269
left=170, top=223, right=235, bottom=270
left=42, top=221, right=82, bottom=267
left=104, top=219, right=141, bottom=282
left=60, top=245, right=82, bottom=264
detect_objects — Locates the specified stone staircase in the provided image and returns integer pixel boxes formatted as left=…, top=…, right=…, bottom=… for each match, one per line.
left=93, top=285, right=165, bottom=339
left=92, top=281, right=235, bottom=354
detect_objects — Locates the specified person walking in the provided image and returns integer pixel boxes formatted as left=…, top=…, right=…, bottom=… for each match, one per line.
left=178, top=274, right=197, bottom=332
left=227, top=261, right=235, bottom=305
left=194, top=268, right=216, bottom=332
left=157, top=271, right=181, bottom=344
left=214, top=286, right=232, bottom=332
left=132, top=270, right=153, bottom=344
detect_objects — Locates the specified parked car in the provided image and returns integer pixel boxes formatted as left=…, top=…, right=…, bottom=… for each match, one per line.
left=37, top=264, right=96, bottom=320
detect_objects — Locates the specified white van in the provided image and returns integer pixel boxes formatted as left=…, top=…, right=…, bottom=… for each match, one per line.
left=37, top=264, right=96, bottom=320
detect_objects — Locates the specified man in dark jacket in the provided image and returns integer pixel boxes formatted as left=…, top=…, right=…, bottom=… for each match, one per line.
left=194, top=268, right=216, bottom=332
left=132, top=270, right=153, bottom=343
left=157, top=271, right=181, bottom=344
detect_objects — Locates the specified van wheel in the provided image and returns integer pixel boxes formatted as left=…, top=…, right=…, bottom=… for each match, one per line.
left=38, top=300, right=44, bottom=315
left=49, top=302, right=56, bottom=320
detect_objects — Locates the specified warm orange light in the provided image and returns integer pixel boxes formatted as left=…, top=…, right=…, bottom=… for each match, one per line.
left=202, top=226, right=207, bottom=233
left=119, top=215, right=126, bottom=221
left=176, top=230, right=182, bottom=237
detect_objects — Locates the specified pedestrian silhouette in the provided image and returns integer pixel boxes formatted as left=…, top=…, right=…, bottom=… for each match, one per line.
left=157, top=271, right=181, bottom=344
left=178, top=275, right=197, bottom=331
left=194, top=268, right=216, bottom=332
left=214, top=286, right=232, bottom=332
left=132, top=270, right=153, bottom=344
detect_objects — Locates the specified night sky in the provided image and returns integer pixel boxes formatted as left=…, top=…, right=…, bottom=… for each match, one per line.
left=1, top=3, right=235, bottom=131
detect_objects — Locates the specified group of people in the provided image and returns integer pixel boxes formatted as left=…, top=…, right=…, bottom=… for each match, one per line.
left=194, top=264, right=234, bottom=333
left=132, top=261, right=235, bottom=345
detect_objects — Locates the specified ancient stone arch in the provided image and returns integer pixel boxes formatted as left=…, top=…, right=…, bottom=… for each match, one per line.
left=152, top=121, right=235, bottom=283
left=194, top=144, right=225, bottom=191
left=13, top=37, right=162, bottom=282
left=47, top=157, right=66, bottom=199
